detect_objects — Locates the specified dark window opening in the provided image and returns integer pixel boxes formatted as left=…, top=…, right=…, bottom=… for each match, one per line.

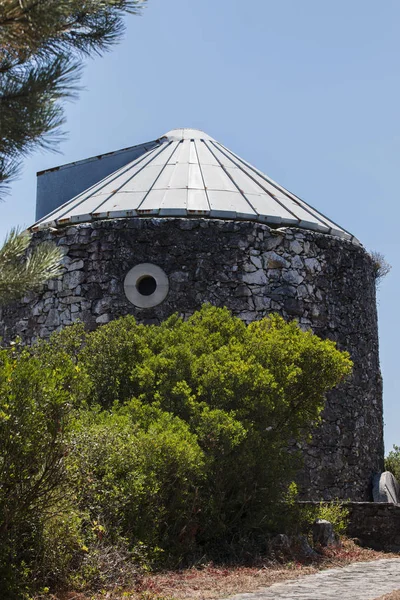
left=137, top=275, right=157, bottom=296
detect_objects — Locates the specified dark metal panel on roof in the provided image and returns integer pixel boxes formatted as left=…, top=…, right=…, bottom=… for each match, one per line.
left=35, top=139, right=162, bottom=220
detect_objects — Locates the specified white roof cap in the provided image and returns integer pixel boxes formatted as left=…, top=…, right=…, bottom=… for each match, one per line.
left=32, top=128, right=359, bottom=244
left=162, top=128, right=216, bottom=141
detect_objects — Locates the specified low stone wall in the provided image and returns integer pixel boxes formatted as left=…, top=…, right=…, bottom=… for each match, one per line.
left=0, top=218, right=383, bottom=501
left=346, top=502, right=400, bottom=552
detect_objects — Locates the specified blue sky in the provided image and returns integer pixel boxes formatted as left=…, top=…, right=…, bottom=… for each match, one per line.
left=1, top=0, right=399, bottom=451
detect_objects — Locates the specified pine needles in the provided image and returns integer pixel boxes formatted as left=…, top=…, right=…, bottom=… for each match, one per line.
left=0, top=228, right=63, bottom=303
left=0, top=0, right=146, bottom=196
left=0, top=0, right=146, bottom=303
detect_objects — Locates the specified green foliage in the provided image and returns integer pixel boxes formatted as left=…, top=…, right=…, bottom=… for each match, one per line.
left=0, top=340, right=90, bottom=598
left=0, top=306, right=353, bottom=595
left=68, top=404, right=204, bottom=553
left=268, top=491, right=350, bottom=539
left=0, top=0, right=145, bottom=57
left=314, top=500, right=349, bottom=536
left=0, top=228, right=63, bottom=304
left=385, top=444, right=400, bottom=481
left=271, top=482, right=315, bottom=536
left=36, top=502, right=85, bottom=589
left=0, top=0, right=145, bottom=196
left=0, top=1, right=145, bottom=304
left=79, top=315, right=148, bottom=406
left=62, top=305, right=352, bottom=543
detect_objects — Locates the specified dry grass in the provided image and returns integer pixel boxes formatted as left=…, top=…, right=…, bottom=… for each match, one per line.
left=41, top=539, right=399, bottom=600
left=375, top=593, right=400, bottom=600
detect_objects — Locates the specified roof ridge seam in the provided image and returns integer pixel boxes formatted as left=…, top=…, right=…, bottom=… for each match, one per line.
left=136, top=142, right=180, bottom=213
left=203, top=139, right=258, bottom=219
left=216, top=141, right=341, bottom=234
left=193, top=139, right=211, bottom=213
left=90, top=142, right=173, bottom=218
left=210, top=141, right=301, bottom=224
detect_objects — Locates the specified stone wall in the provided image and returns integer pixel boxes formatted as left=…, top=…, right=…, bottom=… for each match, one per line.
left=300, top=501, right=400, bottom=552
left=346, top=502, right=400, bottom=551
left=0, top=218, right=384, bottom=501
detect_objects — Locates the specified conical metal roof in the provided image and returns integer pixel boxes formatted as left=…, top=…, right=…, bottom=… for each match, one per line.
left=32, top=128, right=358, bottom=243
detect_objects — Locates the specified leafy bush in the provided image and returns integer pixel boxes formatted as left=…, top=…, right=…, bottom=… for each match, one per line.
left=68, top=404, right=204, bottom=554
left=0, top=305, right=352, bottom=595
left=75, top=306, right=352, bottom=542
left=0, top=341, right=89, bottom=598
left=314, top=500, right=349, bottom=536
left=385, top=445, right=400, bottom=481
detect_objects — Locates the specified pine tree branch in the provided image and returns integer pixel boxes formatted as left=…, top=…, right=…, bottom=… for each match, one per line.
left=0, top=1, right=146, bottom=57
left=0, top=0, right=146, bottom=199
left=0, top=228, right=62, bottom=304
left=0, top=155, right=19, bottom=196
left=0, top=1, right=144, bottom=299
left=0, top=54, right=82, bottom=193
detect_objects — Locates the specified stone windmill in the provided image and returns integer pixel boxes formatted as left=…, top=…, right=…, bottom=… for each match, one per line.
left=0, top=128, right=384, bottom=501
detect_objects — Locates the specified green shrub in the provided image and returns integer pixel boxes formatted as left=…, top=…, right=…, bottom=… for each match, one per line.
left=78, top=315, right=149, bottom=407
left=67, top=404, right=205, bottom=555
left=0, top=305, right=353, bottom=594
left=0, top=342, right=90, bottom=598
left=314, top=500, right=349, bottom=536
left=385, top=445, right=400, bottom=481
left=73, top=306, right=352, bottom=542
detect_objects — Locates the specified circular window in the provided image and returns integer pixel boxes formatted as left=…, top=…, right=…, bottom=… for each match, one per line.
left=137, top=275, right=157, bottom=296
left=124, top=263, right=169, bottom=308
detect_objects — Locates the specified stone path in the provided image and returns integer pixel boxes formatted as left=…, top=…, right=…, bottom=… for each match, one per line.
left=224, top=559, right=400, bottom=600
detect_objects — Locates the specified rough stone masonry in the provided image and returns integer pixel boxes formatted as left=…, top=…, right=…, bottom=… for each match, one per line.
left=0, top=217, right=384, bottom=500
